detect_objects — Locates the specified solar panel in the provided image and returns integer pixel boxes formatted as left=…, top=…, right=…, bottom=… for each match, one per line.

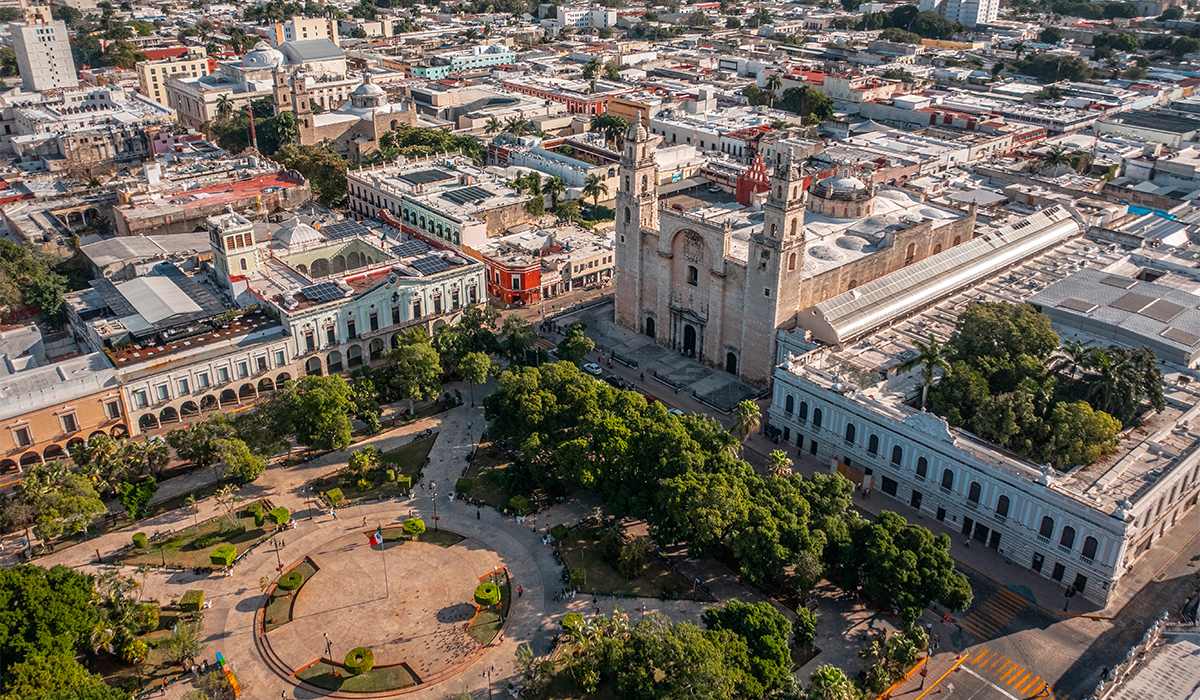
left=399, top=169, right=453, bottom=186
left=392, top=240, right=430, bottom=258
left=410, top=255, right=450, bottom=275
left=323, top=221, right=372, bottom=241
left=1110, top=292, right=1156, bottom=313
left=1100, top=275, right=1137, bottom=289
left=442, top=185, right=492, bottom=206
left=1162, top=327, right=1200, bottom=346
left=1059, top=298, right=1098, bottom=314
left=1141, top=299, right=1186, bottom=323
left=300, top=282, right=344, bottom=302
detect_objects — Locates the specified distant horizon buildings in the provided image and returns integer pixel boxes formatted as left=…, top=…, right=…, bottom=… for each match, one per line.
left=919, top=0, right=999, bottom=28
left=9, top=18, right=78, bottom=92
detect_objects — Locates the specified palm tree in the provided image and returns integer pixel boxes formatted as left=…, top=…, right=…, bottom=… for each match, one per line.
left=1014, top=41, right=1027, bottom=58
left=1035, top=145, right=1072, bottom=174
left=1084, top=349, right=1133, bottom=419
left=274, top=110, right=300, bottom=145
left=504, top=116, right=530, bottom=136
left=184, top=494, right=200, bottom=534
left=807, top=664, right=859, bottom=700
left=214, top=485, right=242, bottom=527
left=765, top=72, right=783, bottom=108
left=898, top=334, right=953, bottom=409
left=1052, top=339, right=1093, bottom=380
left=582, top=173, right=609, bottom=206
left=485, top=116, right=502, bottom=134
left=716, top=431, right=741, bottom=459
left=732, top=400, right=761, bottom=441
left=766, top=449, right=793, bottom=477
left=541, top=175, right=566, bottom=209
left=216, top=94, right=233, bottom=121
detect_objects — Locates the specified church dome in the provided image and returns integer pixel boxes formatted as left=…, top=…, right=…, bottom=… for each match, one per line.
left=351, top=81, right=386, bottom=98
left=807, top=162, right=876, bottom=219
left=820, top=173, right=867, bottom=191
left=349, top=73, right=388, bottom=109
left=243, top=41, right=284, bottom=70
left=274, top=222, right=325, bottom=248
left=626, top=120, right=647, bottom=142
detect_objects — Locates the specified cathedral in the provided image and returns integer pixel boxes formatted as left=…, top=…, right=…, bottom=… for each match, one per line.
left=614, top=121, right=976, bottom=387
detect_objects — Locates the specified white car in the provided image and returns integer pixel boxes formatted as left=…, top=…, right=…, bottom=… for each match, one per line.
left=708, top=186, right=722, bottom=194
left=583, top=363, right=603, bottom=375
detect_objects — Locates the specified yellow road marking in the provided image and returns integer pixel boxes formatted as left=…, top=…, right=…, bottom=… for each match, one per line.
left=996, top=659, right=1013, bottom=675
left=1009, top=671, right=1029, bottom=687
left=973, top=649, right=990, bottom=666
left=1019, top=676, right=1041, bottom=694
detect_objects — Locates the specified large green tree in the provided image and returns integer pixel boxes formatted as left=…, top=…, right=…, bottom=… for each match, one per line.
left=0, top=565, right=98, bottom=684
left=271, top=374, right=358, bottom=451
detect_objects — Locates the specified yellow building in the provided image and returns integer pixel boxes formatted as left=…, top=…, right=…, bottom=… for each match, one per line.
left=137, top=52, right=212, bottom=106
left=605, top=96, right=651, bottom=126
left=271, top=18, right=339, bottom=46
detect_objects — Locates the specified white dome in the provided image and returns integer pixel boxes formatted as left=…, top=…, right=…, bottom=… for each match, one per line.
left=820, top=174, right=867, bottom=191
left=243, top=41, right=285, bottom=70
left=274, top=222, right=325, bottom=248
left=351, top=81, right=386, bottom=98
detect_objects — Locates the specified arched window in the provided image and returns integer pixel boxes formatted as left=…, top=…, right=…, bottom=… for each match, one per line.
left=1039, top=516, right=1055, bottom=539
left=785, top=395, right=795, bottom=414
left=891, top=445, right=903, bottom=465
left=812, top=408, right=823, bottom=429
left=686, top=265, right=698, bottom=286
left=968, top=482, right=981, bottom=503
left=776, top=186, right=782, bottom=199
left=1060, top=526, right=1076, bottom=549
left=625, top=175, right=630, bottom=191
left=641, top=174, right=647, bottom=192
left=941, top=469, right=954, bottom=490
left=933, top=243, right=942, bottom=254
left=845, top=423, right=856, bottom=443
left=953, top=236, right=961, bottom=246
left=916, top=457, right=928, bottom=479
left=798, top=401, right=808, bottom=422
left=1082, top=536, right=1098, bottom=560
left=771, top=223, right=778, bottom=237
left=905, top=243, right=916, bottom=264
left=624, top=207, right=631, bottom=224
left=790, top=218, right=798, bottom=236
left=788, top=253, right=796, bottom=271
left=996, top=495, right=1010, bottom=517
left=868, top=434, right=879, bottom=454
left=239, top=257, right=248, bottom=271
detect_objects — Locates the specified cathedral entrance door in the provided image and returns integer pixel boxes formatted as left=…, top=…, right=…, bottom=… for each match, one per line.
left=683, top=324, right=697, bottom=357
left=645, top=317, right=655, bottom=338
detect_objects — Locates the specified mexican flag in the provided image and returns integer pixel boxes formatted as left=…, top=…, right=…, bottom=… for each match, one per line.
left=368, top=525, right=383, bottom=546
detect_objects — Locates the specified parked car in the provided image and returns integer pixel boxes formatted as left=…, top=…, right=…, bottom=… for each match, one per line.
left=667, top=408, right=685, bottom=416
left=583, top=363, right=603, bottom=375
left=605, top=375, right=627, bottom=389
left=708, top=186, right=721, bottom=194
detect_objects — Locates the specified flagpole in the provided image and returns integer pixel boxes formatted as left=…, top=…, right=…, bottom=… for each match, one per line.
left=379, top=522, right=389, bottom=598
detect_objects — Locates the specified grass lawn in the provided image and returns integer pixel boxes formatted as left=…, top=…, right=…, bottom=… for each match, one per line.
left=119, top=513, right=271, bottom=570
left=296, top=661, right=420, bottom=692
left=264, top=558, right=319, bottom=634
left=380, top=433, right=437, bottom=480
left=310, top=435, right=438, bottom=505
left=461, top=442, right=514, bottom=508
left=556, top=528, right=699, bottom=600
left=97, top=609, right=194, bottom=695
left=467, top=570, right=510, bottom=645
left=379, top=527, right=464, bottom=547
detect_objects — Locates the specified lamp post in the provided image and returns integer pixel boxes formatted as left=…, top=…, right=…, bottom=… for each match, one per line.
left=274, top=536, right=283, bottom=572
left=483, top=665, right=495, bottom=700
left=160, top=543, right=165, bottom=567
left=324, top=632, right=333, bottom=662
left=432, top=492, right=440, bottom=532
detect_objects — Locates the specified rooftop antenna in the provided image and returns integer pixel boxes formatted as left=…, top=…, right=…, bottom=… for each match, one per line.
left=247, top=103, right=259, bottom=154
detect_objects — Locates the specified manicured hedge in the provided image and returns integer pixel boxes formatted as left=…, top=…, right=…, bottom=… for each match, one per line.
left=344, top=647, right=374, bottom=676
left=549, top=524, right=570, bottom=541
left=475, top=582, right=501, bottom=607
left=402, top=517, right=425, bottom=536
left=455, top=478, right=473, bottom=493
left=180, top=590, right=204, bottom=612
left=509, top=495, right=531, bottom=515
left=132, top=532, right=148, bottom=550
left=268, top=506, right=290, bottom=526
left=396, top=475, right=412, bottom=491
left=278, top=571, right=303, bottom=591
left=210, top=545, right=236, bottom=568
left=326, top=488, right=344, bottom=506
left=248, top=502, right=265, bottom=527
left=386, top=469, right=395, bottom=482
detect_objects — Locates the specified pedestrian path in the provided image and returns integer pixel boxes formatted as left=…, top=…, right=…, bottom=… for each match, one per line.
left=958, top=587, right=1030, bottom=642
left=967, top=648, right=1077, bottom=700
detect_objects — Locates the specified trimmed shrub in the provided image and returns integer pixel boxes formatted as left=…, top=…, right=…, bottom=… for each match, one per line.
left=455, top=478, right=473, bottom=494
left=210, top=545, right=237, bottom=568
left=385, top=469, right=395, bottom=482
left=402, top=517, right=425, bottom=536
left=180, top=590, right=205, bottom=612
left=569, top=569, right=586, bottom=587
left=396, top=475, right=412, bottom=491
left=277, top=571, right=303, bottom=591
left=356, top=478, right=371, bottom=492
left=549, top=524, right=570, bottom=541
left=509, top=495, right=531, bottom=515
left=268, top=506, right=291, bottom=526
left=137, top=602, right=160, bottom=632
left=325, top=488, right=344, bottom=506
left=344, top=647, right=374, bottom=676
left=248, top=503, right=263, bottom=518
left=561, top=613, right=584, bottom=632
left=132, top=532, right=148, bottom=550
left=475, top=582, right=501, bottom=607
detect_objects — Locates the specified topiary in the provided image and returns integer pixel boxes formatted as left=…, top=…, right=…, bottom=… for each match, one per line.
left=344, top=647, right=374, bottom=676
left=210, top=545, right=236, bottom=568
left=325, top=488, right=344, bottom=507
left=180, top=590, right=204, bottom=612
left=385, top=469, right=395, bottom=482
left=277, top=571, right=303, bottom=591
left=402, top=517, right=425, bottom=536
left=137, top=602, right=160, bottom=632
left=509, top=495, right=531, bottom=515
left=132, top=532, right=148, bottom=550
left=455, top=477, right=473, bottom=494
left=356, top=478, right=371, bottom=492
left=268, top=506, right=290, bottom=526
left=396, top=475, right=412, bottom=491
left=475, top=582, right=501, bottom=607
left=549, top=524, right=569, bottom=541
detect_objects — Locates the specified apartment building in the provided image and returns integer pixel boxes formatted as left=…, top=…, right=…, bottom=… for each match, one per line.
left=137, top=50, right=213, bottom=106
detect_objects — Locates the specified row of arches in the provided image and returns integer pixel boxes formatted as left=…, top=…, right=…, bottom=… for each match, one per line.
left=1, top=425, right=130, bottom=472
left=135, top=374, right=292, bottom=432
left=295, top=251, right=376, bottom=280
left=306, top=330, right=439, bottom=377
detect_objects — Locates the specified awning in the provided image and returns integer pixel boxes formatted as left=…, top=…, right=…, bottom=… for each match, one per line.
left=658, top=176, right=711, bottom=196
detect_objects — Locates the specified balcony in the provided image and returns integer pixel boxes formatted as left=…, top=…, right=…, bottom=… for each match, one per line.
left=965, top=500, right=978, bottom=510
left=992, top=514, right=1007, bottom=523
left=1058, top=545, right=1073, bottom=555
left=940, top=487, right=951, bottom=495
left=1037, top=535, right=1050, bottom=545
left=1080, top=555, right=1094, bottom=566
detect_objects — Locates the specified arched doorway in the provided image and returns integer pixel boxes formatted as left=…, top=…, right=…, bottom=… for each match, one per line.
left=258, top=378, right=275, bottom=393
left=276, top=372, right=292, bottom=386
left=725, top=352, right=738, bottom=375
left=66, top=436, right=85, bottom=451
left=159, top=406, right=180, bottom=425
left=110, top=425, right=128, bottom=439
left=42, top=444, right=66, bottom=461
left=19, top=451, right=41, bottom=469
left=138, top=414, right=159, bottom=432
left=683, top=324, right=697, bottom=357
left=645, top=317, right=655, bottom=337
left=347, top=345, right=363, bottom=368
left=1, top=459, right=18, bottom=472
left=219, top=389, right=238, bottom=405
left=369, top=338, right=385, bottom=362
left=326, top=350, right=343, bottom=374
left=391, top=333, right=402, bottom=348
left=238, top=383, right=257, bottom=401
left=180, top=401, right=200, bottom=418
left=200, top=395, right=219, bottom=412
left=306, top=357, right=323, bottom=376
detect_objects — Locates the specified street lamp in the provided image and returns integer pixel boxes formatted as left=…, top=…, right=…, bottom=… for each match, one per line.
left=483, top=665, right=495, bottom=700
left=324, top=632, right=333, bottom=662
left=274, top=537, right=283, bottom=572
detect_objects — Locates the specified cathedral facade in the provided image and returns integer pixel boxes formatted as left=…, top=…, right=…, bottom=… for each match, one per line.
left=614, top=123, right=976, bottom=387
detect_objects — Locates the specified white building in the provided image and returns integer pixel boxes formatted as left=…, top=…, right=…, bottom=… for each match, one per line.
left=555, top=4, right=617, bottom=28
left=9, top=19, right=78, bottom=92
left=919, top=0, right=998, bottom=28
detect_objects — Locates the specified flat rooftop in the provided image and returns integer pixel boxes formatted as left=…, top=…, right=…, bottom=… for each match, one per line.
left=117, top=173, right=305, bottom=223
left=0, top=353, right=119, bottom=421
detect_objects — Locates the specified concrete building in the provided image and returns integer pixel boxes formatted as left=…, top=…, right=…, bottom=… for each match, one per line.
left=614, top=120, right=974, bottom=387
left=271, top=71, right=417, bottom=160
left=920, top=0, right=998, bottom=28
left=9, top=19, right=78, bottom=92
left=554, top=4, right=617, bottom=29
left=1098, top=110, right=1200, bottom=149
left=270, top=17, right=339, bottom=47
left=136, top=50, right=212, bottom=106
left=410, top=44, right=518, bottom=80
left=474, top=225, right=614, bottom=305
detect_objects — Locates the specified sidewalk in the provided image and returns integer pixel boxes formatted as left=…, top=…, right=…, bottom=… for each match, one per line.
left=883, top=649, right=973, bottom=699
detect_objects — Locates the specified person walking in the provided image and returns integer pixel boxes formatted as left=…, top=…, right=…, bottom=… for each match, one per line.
left=518, top=586, right=523, bottom=598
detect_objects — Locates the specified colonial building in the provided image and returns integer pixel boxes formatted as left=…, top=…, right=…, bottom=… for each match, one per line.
left=272, top=71, right=417, bottom=160
left=613, top=122, right=975, bottom=386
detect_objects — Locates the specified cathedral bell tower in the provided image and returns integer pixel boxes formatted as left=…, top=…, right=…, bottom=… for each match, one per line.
left=741, top=153, right=807, bottom=382
left=614, top=117, right=660, bottom=335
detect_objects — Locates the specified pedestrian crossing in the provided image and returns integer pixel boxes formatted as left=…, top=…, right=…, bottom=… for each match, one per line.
left=958, top=587, right=1029, bottom=641
left=969, top=649, right=1076, bottom=700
